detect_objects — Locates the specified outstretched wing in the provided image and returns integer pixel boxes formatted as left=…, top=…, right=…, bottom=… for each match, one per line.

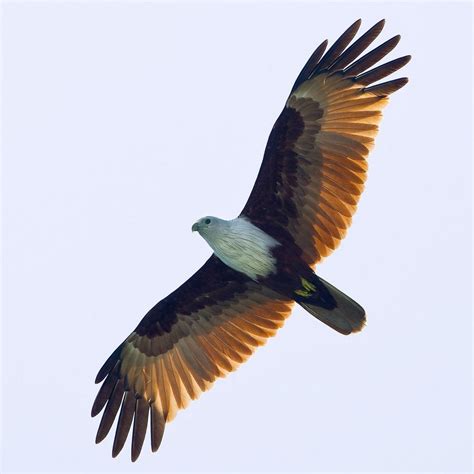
left=241, top=19, right=410, bottom=266
left=92, top=255, right=293, bottom=461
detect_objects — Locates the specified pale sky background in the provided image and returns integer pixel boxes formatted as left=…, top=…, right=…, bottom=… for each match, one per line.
left=1, top=2, right=472, bottom=473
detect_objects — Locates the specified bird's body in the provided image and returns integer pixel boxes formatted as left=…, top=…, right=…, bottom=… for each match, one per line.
left=92, top=19, right=410, bottom=461
left=193, top=215, right=364, bottom=333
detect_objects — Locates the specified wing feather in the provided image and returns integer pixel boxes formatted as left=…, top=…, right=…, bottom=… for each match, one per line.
left=315, top=19, right=362, bottom=72
left=92, top=256, right=293, bottom=460
left=150, top=404, right=166, bottom=452
left=95, top=379, right=124, bottom=444
left=343, top=35, right=401, bottom=76
left=112, top=390, right=135, bottom=457
left=91, top=370, right=118, bottom=417
left=131, top=397, right=149, bottom=462
left=329, top=19, right=386, bottom=72
left=241, top=20, right=410, bottom=265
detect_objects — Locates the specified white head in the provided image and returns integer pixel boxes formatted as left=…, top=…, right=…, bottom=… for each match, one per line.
left=191, top=216, right=227, bottom=239
left=191, top=215, right=279, bottom=280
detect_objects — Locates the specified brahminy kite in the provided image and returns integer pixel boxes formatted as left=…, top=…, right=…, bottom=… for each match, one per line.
left=92, top=19, right=410, bottom=460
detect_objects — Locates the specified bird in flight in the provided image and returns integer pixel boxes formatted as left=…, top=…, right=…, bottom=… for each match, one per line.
left=92, top=19, right=410, bottom=461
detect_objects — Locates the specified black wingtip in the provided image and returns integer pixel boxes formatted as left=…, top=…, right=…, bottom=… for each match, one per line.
left=355, top=54, right=412, bottom=86
left=364, top=76, right=409, bottom=96
left=372, top=19, right=386, bottom=33
left=91, top=373, right=118, bottom=417
left=385, top=34, right=402, bottom=48
left=316, top=19, right=362, bottom=73
left=343, top=34, right=402, bottom=77
left=151, top=405, right=166, bottom=453
left=289, top=38, right=328, bottom=93
left=111, top=390, right=136, bottom=458
left=95, top=344, right=123, bottom=383
left=396, top=76, right=410, bottom=88
left=327, top=19, right=386, bottom=74
left=95, top=431, right=106, bottom=444
left=95, top=361, right=112, bottom=384
left=392, top=34, right=402, bottom=46
left=91, top=398, right=103, bottom=417
left=130, top=398, right=149, bottom=462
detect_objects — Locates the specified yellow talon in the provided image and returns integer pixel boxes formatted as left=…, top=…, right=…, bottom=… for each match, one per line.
left=301, top=278, right=316, bottom=292
left=295, top=288, right=309, bottom=297
left=295, top=278, right=317, bottom=297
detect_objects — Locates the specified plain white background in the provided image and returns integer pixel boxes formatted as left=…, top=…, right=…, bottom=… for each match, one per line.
left=2, top=1, right=472, bottom=472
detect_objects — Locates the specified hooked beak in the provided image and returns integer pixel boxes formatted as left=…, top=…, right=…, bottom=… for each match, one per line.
left=192, top=222, right=199, bottom=232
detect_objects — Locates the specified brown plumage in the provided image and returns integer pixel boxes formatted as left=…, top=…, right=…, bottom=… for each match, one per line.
left=93, top=256, right=293, bottom=460
left=241, top=19, right=410, bottom=266
left=92, top=19, right=410, bottom=460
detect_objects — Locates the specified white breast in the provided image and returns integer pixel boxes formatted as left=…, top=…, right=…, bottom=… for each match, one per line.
left=204, top=217, right=279, bottom=281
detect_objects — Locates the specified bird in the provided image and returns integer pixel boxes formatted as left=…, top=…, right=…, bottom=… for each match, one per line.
left=92, top=18, right=410, bottom=461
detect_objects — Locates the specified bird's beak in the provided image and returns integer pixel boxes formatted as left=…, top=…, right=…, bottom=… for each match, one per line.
left=192, top=222, right=199, bottom=232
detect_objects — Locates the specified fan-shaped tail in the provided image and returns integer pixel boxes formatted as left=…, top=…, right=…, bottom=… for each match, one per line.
left=296, top=276, right=366, bottom=335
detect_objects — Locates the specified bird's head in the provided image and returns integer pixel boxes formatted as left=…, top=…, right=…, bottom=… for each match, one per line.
left=192, top=216, right=219, bottom=237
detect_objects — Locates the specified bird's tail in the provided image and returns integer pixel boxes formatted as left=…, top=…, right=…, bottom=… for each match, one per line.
left=294, top=275, right=366, bottom=335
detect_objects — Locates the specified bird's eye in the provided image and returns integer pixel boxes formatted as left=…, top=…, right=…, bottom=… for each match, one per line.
left=204, top=218, right=211, bottom=225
